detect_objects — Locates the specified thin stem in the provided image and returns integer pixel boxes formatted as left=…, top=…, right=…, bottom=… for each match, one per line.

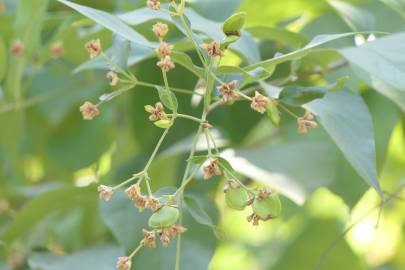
left=129, top=241, right=144, bottom=259
left=113, top=174, right=139, bottom=190
left=223, top=168, right=256, bottom=194
left=168, top=113, right=203, bottom=123
left=238, top=91, right=253, bottom=101
left=204, top=128, right=212, bottom=157
left=207, top=129, right=220, bottom=154
left=136, top=81, right=203, bottom=97
left=144, top=127, right=171, bottom=172
left=278, top=102, right=299, bottom=119
left=162, top=70, right=177, bottom=116
left=144, top=175, right=153, bottom=196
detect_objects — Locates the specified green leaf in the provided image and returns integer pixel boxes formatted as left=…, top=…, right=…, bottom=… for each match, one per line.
left=28, top=245, right=124, bottom=270
left=58, top=0, right=154, bottom=48
left=0, top=37, right=6, bottom=82
left=267, top=102, right=280, bottom=126
left=216, top=156, right=234, bottom=173
left=0, top=186, right=97, bottom=242
left=111, top=34, right=131, bottom=71
left=328, top=0, right=376, bottom=31
left=155, top=86, right=178, bottom=111
left=340, top=32, right=405, bottom=93
left=245, top=26, right=308, bottom=48
left=279, top=85, right=329, bottom=106
left=170, top=51, right=204, bottom=78
left=216, top=65, right=274, bottom=86
left=380, top=0, right=405, bottom=19
left=187, top=155, right=209, bottom=164
left=305, top=90, right=383, bottom=197
left=245, top=32, right=357, bottom=71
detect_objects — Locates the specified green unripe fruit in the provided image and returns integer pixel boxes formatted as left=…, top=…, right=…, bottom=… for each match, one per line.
left=252, top=193, right=282, bottom=220
left=148, top=206, right=179, bottom=229
left=222, top=12, right=246, bottom=36
left=225, top=186, right=249, bottom=210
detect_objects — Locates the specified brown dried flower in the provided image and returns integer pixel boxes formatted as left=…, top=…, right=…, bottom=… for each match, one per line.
left=297, top=111, right=318, bottom=134
left=156, top=42, right=173, bottom=58
left=80, top=101, right=99, bottom=120
left=85, top=39, right=102, bottom=58
left=50, top=41, right=64, bottom=58
left=156, top=229, right=171, bottom=247
left=145, top=102, right=166, bottom=121
left=147, top=0, right=160, bottom=10
left=145, top=196, right=161, bottom=212
left=97, top=185, right=114, bottom=201
left=200, top=41, right=224, bottom=57
left=125, top=184, right=141, bottom=200
left=135, top=194, right=147, bottom=209
left=251, top=91, right=269, bottom=114
left=203, top=159, right=222, bottom=179
left=10, top=40, right=24, bottom=57
left=116, top=256, right=132, bottom=270
left=142, top=229, right=157, bottom=248
left=106, top=71, right=120, bottom=86
left=152, top=22, right=169, bottom=39
left=167, top=225, right=187, bottom=239
left=217, top=80, right=238, bottom=103
left=247, top=213, right=261, bottom=226
left=157, top=56, right=175, bottom=72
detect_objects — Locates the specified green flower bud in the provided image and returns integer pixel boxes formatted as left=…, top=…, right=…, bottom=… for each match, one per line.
left=266, top=101, right=280, bottom=126
left=252, top=193, right=282, bottom=220
left=154, top=119, right=173, bottom=129
left=225, top=185, right=249, bottom=210
left=222, top=12, right=246, bottom=36
left=148, top=206, right=179, bottom=229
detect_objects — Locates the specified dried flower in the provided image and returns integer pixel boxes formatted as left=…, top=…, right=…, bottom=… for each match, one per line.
left=145, top=196, right=161, bottom=212
left=247, top=213, right=261, bottom=226
left=85, top=39, right=102, bottom=58
left=10, top=40, right=24, bottom=57
left=156, top=229, right=171, bottom=247
left=145, top=102, right=166, bottom=121
left=156, top=42, right=173, bottom=58
left=167, top=225, right=187, bottom=239
left=152, top=22, right=169, bottom=39
left=125, top=184, right=141, bottom=200
left=297, top=111, right=318, bottom=134
left=147, top=0, right=160, bottom=10
left=79, top=101, right=99, bottom=120
left=50, top=41, right=64, bottom=58
left=251, top=91, right=269, bottom=114
left=106, top=71, right=120, bottom=86
left=135, top=194, right=147, bottom=209
left=200, top=41, right=224, bottom=57
left=116, top=256, right=132, bottom=270
left=223, top=179, right=240, bottom=192
left=97, top=185, right=114, bottom=201
left=203, top=159, right=222, bottom=179
left=217, top=80, right=238, bottom=103
left=157, top=56, right=175, bottom=72
left=142, top=229, right=157, bottom=248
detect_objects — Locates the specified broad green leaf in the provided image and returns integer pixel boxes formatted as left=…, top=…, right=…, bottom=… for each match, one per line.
left=58, top=0, right=155, bottom=48
left=328, top=0, right=376, bottom=31
left=28, top=245, right=123, bottom=270
left=0, top=186, right=97, bottom=242
left=340, top=32, right=405, bottom=93
left=171, top=51, right=204, bottom=78
left=245, top=32, right=357, bottom=71
left=187, top=155, right=209, bottom=164
left=190, top=0, right=242, bottom=21
left=111, top=34, right=131, bottom=71
left=216, top=156, right=234, bottom=173
left=380, top=0, right=405, bottom=19
left=155, top=86, right=178, bottom=111
left=216, top=65, right=274, bottom=86
left=305, top=90, right=383, bottom=197
left=246, top=26, right=308, bottom=48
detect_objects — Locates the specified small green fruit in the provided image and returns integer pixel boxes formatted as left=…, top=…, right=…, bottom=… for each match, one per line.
left=252, top=193, right=282, bottom=220
left=154, top=119, right=173, bottom=129
left=225, top=186, right=249, bottom=210
left=148, top=206, right=179, bottom=229
left=222, top=12, right=246, bottom=36
left=266, top=101, right=280, bottom=126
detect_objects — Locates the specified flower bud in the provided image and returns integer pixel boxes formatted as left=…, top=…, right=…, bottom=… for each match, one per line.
left=156, top=42, right=173, bottom=58
left=85, top=39, right=102, bottom=58
left=50, top=41, right=64, bottom=58
left=157, top=56, right=175, bottom=72
left=116, top=256, right=131, bottom=270
left=147, top=0, right=160, bottom=10
left=251, top=91, right=269, bottom=114
left=148, top=206, right=180, bottom=229
left=97, top=185, right=114, bottom=201
left=152, top=22, right=169, bottom=39
left=106, top=71, right=120, bottom=86
left=200, top=41, right=224, bottom=57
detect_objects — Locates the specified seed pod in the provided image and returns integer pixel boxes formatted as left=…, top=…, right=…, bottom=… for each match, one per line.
left=266, top=101, right=280, bottom=126
left=148, top=206, right=180, bottom=229
left=252, top=193, right=282, bottom=220
left=225, top=185, right=249, bottom=211
left=222, top=12, right=246, bottom=36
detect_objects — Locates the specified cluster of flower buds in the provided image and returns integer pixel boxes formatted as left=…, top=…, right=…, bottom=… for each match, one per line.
left=203, top=159, right=222, bottom=179
left=217, top=80, right=238, bottom=103
left=246, top=188, right=282, bottom=226
left=125, top=183, right=161, bottom=211
left=79, top=101, right=100, bottom=120
left=200, top=41, right=224, bottom=58
left=297, top=111, right=318, bottom=134
left=85, top=39, right=102, bottom=58
left=10, top=40, right=24, bottom=57
left=153, top=22, right=175, bottom=72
